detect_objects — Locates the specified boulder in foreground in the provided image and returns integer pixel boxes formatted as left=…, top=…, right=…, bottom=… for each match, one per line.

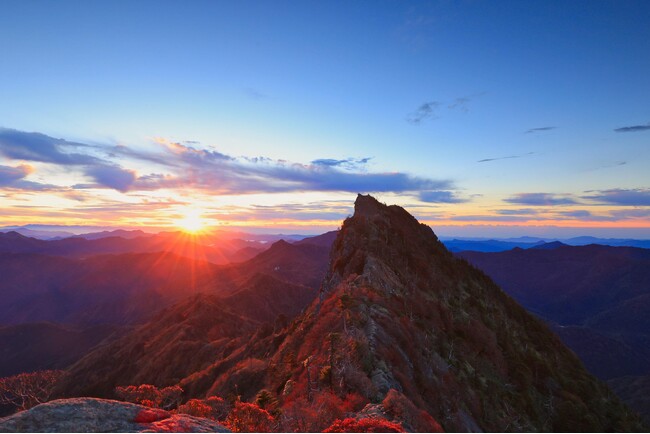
left=0, top=398, right=230, bottom=433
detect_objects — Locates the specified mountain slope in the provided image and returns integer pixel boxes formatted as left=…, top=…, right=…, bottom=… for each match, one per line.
left=608, top=375, right=650, bottom=425
left=0, top=238, right=329, bottom=326
left=54, top=294, right=261, bottom=398
left=237, top=239, right=330, bottom=289
left=0, top=252, right=223, bottom=325
left=260, top=195, right=642, bottom=431
left=295, top=230, right=339, bottom=248
left=458, top=241, right=650, bottom=425
left=0, top=323, right=122, bottom=377
left=458, top=244, right=650, bottom=325
left=222, top=273, right=316, bottom=323
left=55, top=271, right=320, bottom=398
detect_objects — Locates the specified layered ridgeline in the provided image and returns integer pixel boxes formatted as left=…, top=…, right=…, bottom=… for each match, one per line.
left=56, top=195, right=642, bottom=431
left=264, top=195, right=641, bottom=431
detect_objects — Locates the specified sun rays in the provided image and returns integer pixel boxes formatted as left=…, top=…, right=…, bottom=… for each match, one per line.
left=174, top=209, right=207, bottom=234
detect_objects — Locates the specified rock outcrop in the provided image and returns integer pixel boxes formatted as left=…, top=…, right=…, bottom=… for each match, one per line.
left=0, top=398, right=229, bottom=433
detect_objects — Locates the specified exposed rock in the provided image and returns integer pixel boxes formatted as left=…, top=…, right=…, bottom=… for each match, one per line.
left=0, top=398, right=229, bottom=433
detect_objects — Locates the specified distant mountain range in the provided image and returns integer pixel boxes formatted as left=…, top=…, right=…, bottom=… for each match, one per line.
left=0, top=230, right=266, bottom=264
left=441, top=236, right=650, bottom=252
left=0, top=225, right=308, bottom=242
left=4, top=224, right=649, bottom=250
left=0, top=235, right=329, bottom=326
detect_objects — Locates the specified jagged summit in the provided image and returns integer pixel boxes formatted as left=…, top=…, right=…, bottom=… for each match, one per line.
left=321, top=194, right=449, bottom=300
left=353, top=194, right=385, bottom=217
left=352, top=194, right=424, bottom=229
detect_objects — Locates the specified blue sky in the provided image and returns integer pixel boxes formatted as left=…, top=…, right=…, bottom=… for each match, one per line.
left=0, top=1, right=649, bottom=236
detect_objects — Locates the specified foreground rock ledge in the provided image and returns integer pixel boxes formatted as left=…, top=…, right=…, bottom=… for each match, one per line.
left=0, top=398, right=230, bottom=433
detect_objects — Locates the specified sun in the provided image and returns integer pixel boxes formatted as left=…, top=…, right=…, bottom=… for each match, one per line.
left=174, top=209, right=207, bottom=234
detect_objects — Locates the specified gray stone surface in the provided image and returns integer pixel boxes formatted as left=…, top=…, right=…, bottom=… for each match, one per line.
left=0, top=398, right=230, bottom=433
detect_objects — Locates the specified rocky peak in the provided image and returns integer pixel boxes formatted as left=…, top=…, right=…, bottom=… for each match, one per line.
left=321, top=194, right=448, bottom=298
left=352, top=194, right=384, bottom=218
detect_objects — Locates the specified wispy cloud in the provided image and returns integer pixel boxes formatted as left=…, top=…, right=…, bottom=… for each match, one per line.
left=0, top=163, right=62, bottom=191
left=583, top=188, right=650, bottom=206
left=0, top=127, right=457, bottom=197
left=449, top=214, right=534, bottom=222
left=418, top=190, right=466, bottom=203
left=311, top=157, right=372, bottom=171
left=408, top=93, right=484, bottom=124
left=140, top=141, right=453, bottom=194
left=0, top=164, right=32, bottom=185
left=556, top=210, right=593, bottom=219
left=525, top=126, right=555, bottom=134
left=236, top=201, right=353, bottom=222
left=0, top=128, right=99, bottom=165
left=504, top=193, right=579, bottom=206
left=609, top=209, right=650, bottom=219
left=614, top=122, right=650, bottom=133
left=85, top=164, right=137, bottom=193
left=447, top=97, right=471, bottom=112
left=407, top=101, right=441, bottom=124
left=494, top=208, right=540, bottom=216
left=477, top=152, right=534, bottom=163
left=0, top=128, right=138, bottom=191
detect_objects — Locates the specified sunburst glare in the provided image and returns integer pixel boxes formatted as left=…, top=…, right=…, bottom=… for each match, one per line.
left=174, top=209, right=207, bottom=234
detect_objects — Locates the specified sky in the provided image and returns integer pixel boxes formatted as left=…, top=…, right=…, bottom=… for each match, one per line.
left=0, top=0, right=649, bottom=237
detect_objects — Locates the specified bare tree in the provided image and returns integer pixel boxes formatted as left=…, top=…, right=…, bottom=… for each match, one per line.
left=0, top=370, right=64, bottom=411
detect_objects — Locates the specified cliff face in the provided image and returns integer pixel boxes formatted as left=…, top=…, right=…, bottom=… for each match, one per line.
left=265, top=195, right=642, bottom=431
left=0, top=398, right=229, bottom=432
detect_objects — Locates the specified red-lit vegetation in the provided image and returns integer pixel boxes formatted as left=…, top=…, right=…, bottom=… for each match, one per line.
left=0, top=370, right=63, bottom=411
left=382, top=389, right=443, bottom=432
left=114, top=384, right=183, bottom=410
left=225, top=402, right=275, bottom=432
left=176, top=399, right=212, bottom=418
left=204, top=396, right=231, bottom=420
left=133, top=407, right=170, bottom=424
left=323, top=417, right=405, bottom=433
left=277, top=391, right=368, bottom=432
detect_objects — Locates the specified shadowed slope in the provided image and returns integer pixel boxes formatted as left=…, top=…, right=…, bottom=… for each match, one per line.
left=458, top=245, right=650, bottom=325
left=0, top=323, right=121, bottom=377
left=54, top=295, right=260, bottom=398
left=0, top=252, right=223, bottom=325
